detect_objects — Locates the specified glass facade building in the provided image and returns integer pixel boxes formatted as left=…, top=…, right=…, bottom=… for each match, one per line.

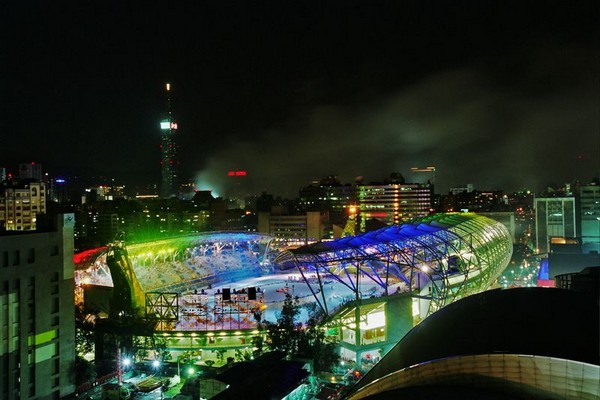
left=534, top=197, right=576, bottom=254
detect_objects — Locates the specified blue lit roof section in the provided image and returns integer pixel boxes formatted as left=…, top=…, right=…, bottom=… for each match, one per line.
left=275, top=213, right=513, bottom=317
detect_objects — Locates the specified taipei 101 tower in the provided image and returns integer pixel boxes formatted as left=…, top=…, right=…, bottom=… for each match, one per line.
left=159, top=83, right=179, bottom=198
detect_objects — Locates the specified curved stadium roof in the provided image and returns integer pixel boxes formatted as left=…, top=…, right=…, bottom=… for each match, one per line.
left=345, top=287, right=600, bottom=399
left=276, top=213, right=513, bottom=315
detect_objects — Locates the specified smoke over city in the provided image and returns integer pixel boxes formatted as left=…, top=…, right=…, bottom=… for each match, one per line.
left=2, top=2, right=597, bottom=198
left=195, top=43, right=599, bottom=198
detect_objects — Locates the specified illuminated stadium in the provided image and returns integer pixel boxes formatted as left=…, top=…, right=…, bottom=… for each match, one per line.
left=74, top=213, right=512, bottom=364
left=275, top=213, right=513, bottom=365
left=75, top=232, right=276, bottom=331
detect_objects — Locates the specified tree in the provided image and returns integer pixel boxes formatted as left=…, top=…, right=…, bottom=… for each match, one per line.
left=234, top=348, right=253, bottom=362
left=251, top=335, right=264, bottom=358
left=264, top=294, right=339, bottom=372
left=75, top=324, right=95, bottom=358
left=296, top=302, right=340, bottom=372
left=152, top=335, right=171, bottom=362
left=265, top=294, right=302, bottom=356
left=301, top=324, right=340, bottom=372
left=216, top=349, right=226, bottom=365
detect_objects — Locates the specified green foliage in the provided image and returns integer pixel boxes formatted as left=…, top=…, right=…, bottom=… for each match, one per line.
left=178, top=350, right=202, bottom=365
left=251, top=335, right=264, bottom=358
left=131, top=336, right=150, bottom=361
left=299, top=325, right=340, bottom=372
left=75, top=324, right=95, bottom=358
left=264, top=294, right=339, bottom=372
left=234, top=348, right=253, bottom=362
left=152, top=335, right=171, bottom=362
left=264, top=294, right=302, bottom=355
left=215, top=349, right=226, bottom=364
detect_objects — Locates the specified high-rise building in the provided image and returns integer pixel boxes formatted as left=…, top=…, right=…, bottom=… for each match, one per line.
left=534, top=197, right=576, bottom=254
left=579, top=184, right=600, bottom=252
left=18, top=163, right=43, bottom=181
left=0, top=214, right=76, bottom=399
left=258, top=211, right=326, bottom=244
left=357, top=182, right=432, bottom=229
left=0, top=181, right=46, bottom=231
left=298, top=175, right=355, bottom=212
left=160, top=83, right=179, bottom=198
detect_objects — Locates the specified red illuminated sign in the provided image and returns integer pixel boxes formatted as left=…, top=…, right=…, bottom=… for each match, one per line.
left=227, top=170, right=247, bottom=177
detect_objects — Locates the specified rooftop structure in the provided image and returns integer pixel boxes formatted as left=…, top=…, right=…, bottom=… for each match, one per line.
left=275, top=213, right=513, bottom=367
left=74, top=232, right=275, bottom=330
left=276, top=213, right=512, bottom=317
left=345, top=288, right=599, bottom=400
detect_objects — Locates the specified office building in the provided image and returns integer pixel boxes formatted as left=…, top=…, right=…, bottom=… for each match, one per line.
left=0, top=181, right=46, bottom=231
left=18, top=163, right=43, bottom=182
left=579, top=184, right=600, bottom=252
left=357, top=182, right=432, bottom=229
left=298, top=175, right=355, bottom=212
left=534, top=197, right=576, bottom=254
left=0, top=214, right=76, bottom=399
left=258, top=211, right=325, bottom=244
left=449, top=183, right=474, bottom=195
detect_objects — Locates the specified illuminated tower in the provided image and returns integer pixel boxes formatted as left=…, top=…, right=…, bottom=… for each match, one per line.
left=160, top=83, right=179, bottom=198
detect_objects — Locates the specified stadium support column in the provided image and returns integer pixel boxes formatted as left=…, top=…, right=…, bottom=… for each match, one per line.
left=355, top=267, right=362, bottom=367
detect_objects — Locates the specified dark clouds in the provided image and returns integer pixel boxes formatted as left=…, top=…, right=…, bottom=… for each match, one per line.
left=1, top=1, right=598, bottom=196
left=197, top=39, right=599, bottom=197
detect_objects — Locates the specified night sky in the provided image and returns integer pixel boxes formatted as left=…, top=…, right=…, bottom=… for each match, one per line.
left=1, top=1, right=598, bottom=197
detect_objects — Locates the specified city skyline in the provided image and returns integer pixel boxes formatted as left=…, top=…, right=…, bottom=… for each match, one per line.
left=1, top=1, right=598, bottom=197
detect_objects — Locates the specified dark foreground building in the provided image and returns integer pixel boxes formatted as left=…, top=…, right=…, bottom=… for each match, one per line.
left=0, top=214, right=76, bottom=399
left=344, top=287, right=599, bottom=399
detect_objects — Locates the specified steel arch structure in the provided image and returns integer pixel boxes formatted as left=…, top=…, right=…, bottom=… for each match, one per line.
left=274, top=213, right=512, bottom=318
